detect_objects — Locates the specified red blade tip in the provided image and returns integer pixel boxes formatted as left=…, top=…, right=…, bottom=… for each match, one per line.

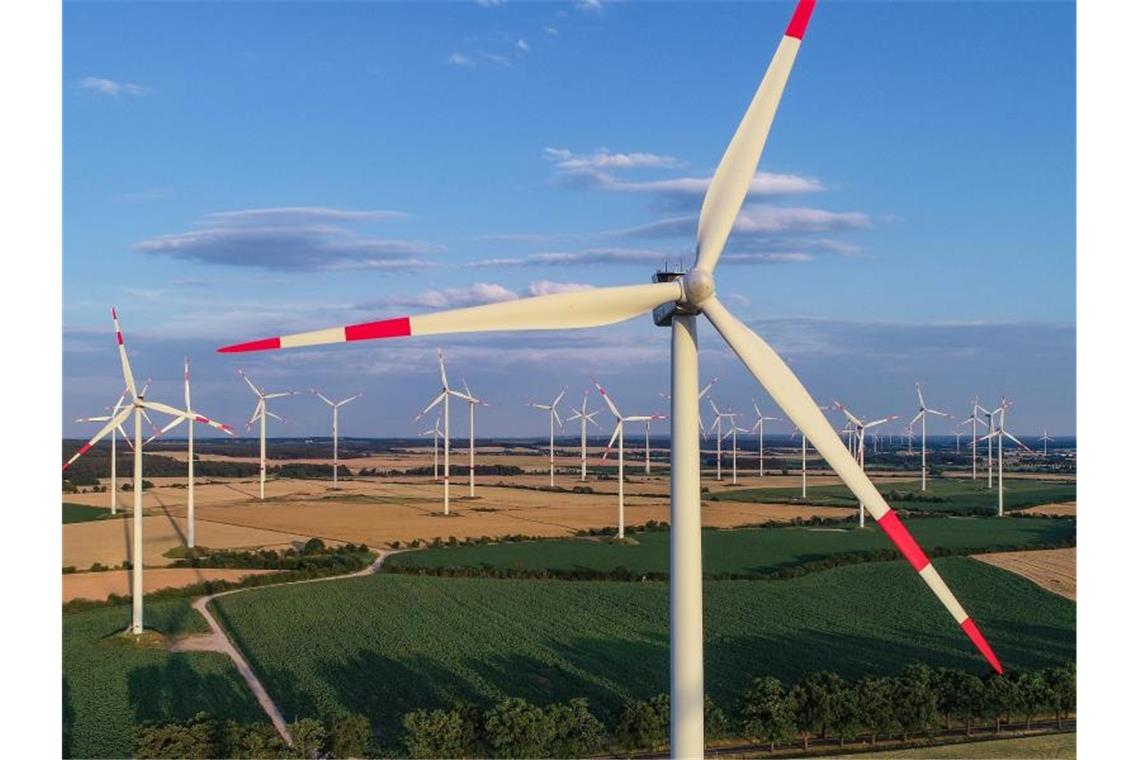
left=218, top=336, right=282, bottom=353
left=961, top=618, right=1004, bottom=674
left=785, top=0, right=816, bottom=40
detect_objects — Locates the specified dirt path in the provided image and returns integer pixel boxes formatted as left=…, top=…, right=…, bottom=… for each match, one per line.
left=172, top=551, right=394, bottom=745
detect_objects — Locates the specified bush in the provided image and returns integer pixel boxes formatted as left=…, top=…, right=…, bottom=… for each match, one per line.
left=329, top=713, right=371, bottom=758
left=289, top=718, right=327, bottom=758
left=483, top=698, right=553, bottom=758
left=546, top=698, right=606, bottom=757
left=613, top=695, right=669, bottom=754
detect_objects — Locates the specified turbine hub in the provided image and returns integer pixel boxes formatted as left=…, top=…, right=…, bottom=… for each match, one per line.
left=680, top=268, right=715, bottom=306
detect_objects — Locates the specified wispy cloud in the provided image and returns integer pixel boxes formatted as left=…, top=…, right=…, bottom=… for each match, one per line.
left=516, top=39, right=530, bottom=53
left=576, top=0, right=605, bottom=13
left=616, top=205, right=871, bottom=239
left=358, top=280, right=595, bottom=311
left=79, top=76, right=149, bottom=97
left=134, top=207, right=441, bottom=271
left=544, top=147, right=681, bottom=173
left=475, top=0, right=508, bottom=7
left=447, top=52, right=476, bottom=68
left=466, top=247, right=674, bottom=268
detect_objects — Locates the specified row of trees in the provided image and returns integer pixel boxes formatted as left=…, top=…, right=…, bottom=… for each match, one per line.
left=135, top=712, right=371, bottom=759
left=399, top=663, right=1075, bottom=758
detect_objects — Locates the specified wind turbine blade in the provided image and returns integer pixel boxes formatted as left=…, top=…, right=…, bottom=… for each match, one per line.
left=239, top=369, right=262, bottom=397
left=416, top=391, right=447, bottom=420
left=218, top=281, right=683, bottom=353
left=1004, top=430, right=1032, bottom=451
left=110, top=308, right=137, bottom=398
left=264, top=411, right=285, bottom=423
left=553, top=408, right=563, bottom=428
left=586, top=413, right=603, bottom=430
left=63, top=407, right=133, bottom=470
left=915, top=382, right=927, bottom=409
left=701, top=295, right=1003, bottom=674
left=552, top=388, right=566, bottom=408
left=834, top=402, right=861, bottom=427
left=909, top=411, right=924, bottom=427
left=140, top=400, right=191, bottom=420
left=927, top=408, right=950, bottom=418
left=602, top=422, right=622, bottom=459
left=184, top=357, right=192, bottom=410
left=263, top=391, right=299, bottom=400
left=698, top=377, right=719, bottom=399
left=145, top=415, right=187, bottom=446
left=437, top=348, right=450, bottom=390
left=191, top=412, right=236, bottom=436
left=76, top=414, right=114, bottom=423
left=594, top=380, right=622, bottom=419
left=314, top=391, right=335, bottom=406
left=693, top=0, right=816, bottom=272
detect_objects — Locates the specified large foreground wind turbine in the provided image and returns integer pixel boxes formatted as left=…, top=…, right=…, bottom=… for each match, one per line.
left=415, top=349, right=470, bottom=514
left=63, top=309, right=184, bottom=635
left=146, top=358, right=234, bottom=547
left=595, top=380, right=663, bottom=539
left=567, top=392, right=602, bottom=481
left=218, top=3, right=1002, bottom=753
left=239, top=370, right=298, bottom=500
left=75, top=386, right=133, bottom=514
left=977, top=400, right=1031, bottom=516
left=527, top=388, right=566, bottom=487
left=910, top=382, right=949, bottom=492
left=313, top=390, right=363, bottom=488
left=833, top=402, right=898, bottom=528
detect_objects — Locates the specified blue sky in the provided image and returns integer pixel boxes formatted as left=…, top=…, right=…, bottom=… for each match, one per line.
left=63, top=0, right=1074, bottom=440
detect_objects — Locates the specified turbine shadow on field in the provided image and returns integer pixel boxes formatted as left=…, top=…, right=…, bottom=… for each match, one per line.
left=126, top=657, right=258, bottom=724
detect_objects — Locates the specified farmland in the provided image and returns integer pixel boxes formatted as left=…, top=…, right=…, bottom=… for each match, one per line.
left=385, top=516, right=1076, bottom=577
left=834, top=732, right=1075, bottom=759
left=711, top=477, right=1076, bottom=514
left=63, top=599, right=266, bottom=758
left=63, top=502, right=117, bottom=524
left=212, top=557, right=1075, bottom=747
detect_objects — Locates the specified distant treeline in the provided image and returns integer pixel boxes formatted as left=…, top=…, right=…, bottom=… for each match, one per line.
left=358, top=464, right=525, bottom=477
left=134, top=662, right=1074, bottom=758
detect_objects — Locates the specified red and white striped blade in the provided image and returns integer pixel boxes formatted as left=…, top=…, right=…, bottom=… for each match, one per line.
left=416, top=391, right=446, bottom=420
left=141, top=399, right=192, bottom=420
left=193, top=411, right=236, bottom=436
left=110, top=308, right=137, bottom=398
left=184, top=356, right=192, bottom=409
left=702, top=295, right=1003, bottom=674
left=694, top=0, right=816, bottom=273
left=145, top=415, right=187, bottom=446
left=593, top=380, right=622, bottom=419
left=63, top=406, right=132, bottom=471
left=217, top=281, right=682, bottom=353
left=601, top=421, right=622, bottom=460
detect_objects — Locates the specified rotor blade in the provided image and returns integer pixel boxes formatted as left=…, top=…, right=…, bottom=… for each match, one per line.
left=552, top=388, right=566, bottom=409
left=190, top=411, right=236, bottom=436
left=865, top=415, right=899, bottom=430
left=927, top=408, right=950, bottom=418
left=184, top=357, right=192, bottom=410
left=594, top=380, right=622, bottom=419
left=263, top=391, right=299, bottom=400
left=218, top=281, right=683, bottom=353
left=76, top=414, right=114, bottom=423
left=63, top=407, right=133, bottom=471
left=265, top=410, right=285, bottom=423
left=601, top=422, right=622, bottom=460
left=145, top=415, right=187, bottom=446
left=915, top=382, right=927, bottom=409
left=553, top=408, right=563, bottom=428
left=314, top=391, right=335, bottom=406
left=110, top=308, right=137, bottom=398
left=437, top=348, right=450, bottom=390
left=140, top=400, right=192, bottom=420
left=909, top=411, right=924, bottom=427
left=239, top=369, right=262, bottom=397
left=693, top=0, right=816, bottom=272
left=701, top=295, right=1003, bottom=674
left=416, top=391, right=446, bottom=420
left=833, top=402, right=862, bottom=427
left=1003, top=430, right=1032, bottom=451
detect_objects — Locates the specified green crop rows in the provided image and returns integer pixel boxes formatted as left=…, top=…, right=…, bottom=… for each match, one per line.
left=212, top=558, right=1075, bottom=746
left=386, top=517, right=1074, bottom=577
left=63, top=599, right=265, bottom=758
left=711, top=477, right=1075, bottom=513
left=62, top=503, right=114, bottom=524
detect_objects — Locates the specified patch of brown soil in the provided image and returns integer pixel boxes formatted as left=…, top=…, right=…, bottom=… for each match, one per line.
left=973, top=547, right=1076, bottom=601
left=62, top=567, right=277, bottom=602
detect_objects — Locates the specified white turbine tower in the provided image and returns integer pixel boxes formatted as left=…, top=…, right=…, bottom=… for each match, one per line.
left=218, top=3, right=1004, bottom=751
left=595, top=380, right=663, bottom=539
left=977, top=399, right=1031, bottom=517
left=962, top=397, right=989, bottom=481
left=313, top=390, right=363, bottom=488
left=145, top=358, right=234, bottom=547
left=239, top=370, right=299, bottom=500
left=459, top=379, right=487, bottom=497
left=749, top=400, right=780, bottom=477
left=833, top=402, right=899, bottom=528
left=567, top=392, right=602, bottom=481
left=528, top=388, right=566, bottom=487
left=419, top=416, right=442, bottom=480
left=722, top=421, right=749, bottom=485
left=977, top=402, right=998, bottom=489
left=63, top=309, right=186, bottom=635
left=74, top=385, right=136, bottom=515
left=706, top=398, right=735, bottom=481
left=414, top=349, right=470, bottom=514
left=910, top=382, right=949, bottom=492
left=1039, top=429, right=1054, bottom=455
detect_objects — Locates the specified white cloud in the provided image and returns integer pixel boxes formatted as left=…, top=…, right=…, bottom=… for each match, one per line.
left=517, top=39, right=530, bottom=53
left=447, top=52, right=476, bottom=67
left=543, top=25, right=560, bottom=36
left=544, top=147, right=682, bottom=173
left=475, top=0, right=508, bottom=6
left=79, top=76, right=149, bottom=97
left=576, top=0, right=605, bottom=13
left=526, top=280, right=594, bottom=296
left=467, top=247, right=674, bottom=268
left=617, top=205, right=871, bottom=239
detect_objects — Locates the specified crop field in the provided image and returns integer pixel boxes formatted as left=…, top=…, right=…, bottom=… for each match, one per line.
left=62, top=599, right=265, bottom=758
left=711, top=477, right=1076, bottom=514
left=212, top=558, right=1075, bottom=745
left=834, top=731, right=1075, bottom=759
left=62, top=503, right=117, bottom=524
left=386, top=517, right=1075, bottom=577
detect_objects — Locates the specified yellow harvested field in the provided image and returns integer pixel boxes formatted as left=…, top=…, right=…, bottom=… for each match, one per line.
left=973, top=547, right=1076, bottom=601
left=1023, top=501, right=1077, bottom=517
left=62, top=568, right=278, bottom=602
left=62, top=513, right=308, bottom=570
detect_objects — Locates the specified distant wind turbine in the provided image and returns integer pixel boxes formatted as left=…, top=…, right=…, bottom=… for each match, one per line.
left=833, top=402, right=899, bottom=528
left=313, top=390, right=363, bottom=488
left=748, top=400, right=780, bottom=477
left=414, top=349, right=470, bottom=514
left=458, top=378, right=487, bottom=497
left=977, top=399, right=1031, bottom=516
left=528, top=388, right=566, bottom=487
left=962, top=397, right=989, bottom=481
left=74, top=385, right=135, bottom=515
left=596, top=379, right=663, bottom=539
left=1039, top=429, right=1054, bottom=455
left=239, top=370, right=299, bottom=500
left=567, top=392, right=603, bottom=481
left=910, top=382, right=949, bottom=492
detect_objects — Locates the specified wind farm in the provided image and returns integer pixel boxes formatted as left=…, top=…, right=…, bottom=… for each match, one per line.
left=59, top=1, right=1077, bottom=758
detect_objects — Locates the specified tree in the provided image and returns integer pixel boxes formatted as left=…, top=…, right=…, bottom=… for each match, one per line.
left=1009, top=669, right=1049, bottom=730
left=830, top=684, right=861, bottom=748
left=403, top=708, right=471, bottom=759
left=1043, top=662, right=1077, bottom=728
left=952, top=672, right=986, bottom=737
left=790, top=671, right=846, bottom=750
left=853, top=676, right=897, bottom=746
left=737, top=676, right=795, bottom=752
left=704, top=696, right=728, bottom=741
left=329, top=714, right=371, bottom=759
left=483, top=698, right=554, bottom=758
left=892, top=664, right=938, bottom=741
left=984, top=673, right=1016, bottom=735
left=545, top=698, right=606, bottom=758
left=614, top=696, right=668, bottom=754
left=289, top=718, right=327, bottom=759
left=133, top=713, right=219, bottom=758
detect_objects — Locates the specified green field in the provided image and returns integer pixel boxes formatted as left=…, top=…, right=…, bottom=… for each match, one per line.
left=386, top=517, right=1075, bottom=577
left=834, top=731, right=1075, bottom=759
left=63, top=600, right=266, bottom=758
left=62, top=502, right=114, bottom=524
left=711, top=478, right=1075, bottom=514
left=213, top=558, right=1074, bottom=745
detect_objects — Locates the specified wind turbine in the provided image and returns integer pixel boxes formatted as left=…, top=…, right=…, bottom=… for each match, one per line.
left=910, top=382, right=949, bottom=492
left=595, top=380, right=663, bottom=539
left=567, top=392, right=602, bottom=481
left=833, top=402, right=899, bottom=528
left=145, top=358, right=234, bottom=547
left=722, top=421, right=749, bottom=485
left=414, top=349, right=469, bottom=514
left=74, top=385, right=135, bottom=514
left=527, top=388, right=566, bottom=487
left=239, top=370, right=298, bottom=500
left=749, top=400, right=780, bottom=477
left=459, top=379, right=487, bottom=497
left=312, top=390, right=363, bottom=488
left=706, top=398, right=735, bottom=481
left=1039, top=429, right=1054, bottom=455
left=217, top=3, right=1003, bottom=752
left=419, top=416, right=442, bottom=480
left=977, top=402, right=997, bottom=489
left=977, top=400, right=1031, bottom=516
left=63, top=309, right=185, bottom=635
left=962, top=397, right=989, bottom=481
